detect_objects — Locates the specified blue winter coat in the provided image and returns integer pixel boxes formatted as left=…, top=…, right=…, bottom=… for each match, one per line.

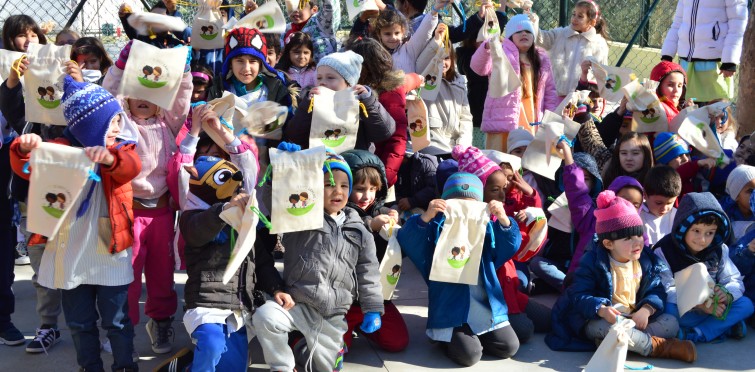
left=545, top=246, right=667, bottom=351
left=397, top=213, right=520, bottom=330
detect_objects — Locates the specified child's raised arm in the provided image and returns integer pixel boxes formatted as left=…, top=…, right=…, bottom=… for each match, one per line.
left=308, top=0, right=341, bottom=62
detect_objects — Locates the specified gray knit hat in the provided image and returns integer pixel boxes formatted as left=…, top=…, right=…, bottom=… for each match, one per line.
left=317, top=50, right=363, bottom=87
left=726, top=165, right=755, bottom=199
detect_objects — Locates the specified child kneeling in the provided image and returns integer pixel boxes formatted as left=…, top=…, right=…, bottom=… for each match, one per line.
left=253, top=153, right=384, bottom=372
left=546, top=190, right=696, bottom=362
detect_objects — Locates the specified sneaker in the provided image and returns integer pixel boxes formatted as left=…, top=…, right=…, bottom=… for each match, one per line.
left=154, top=347, right=193, bottom=372
left=101, top=338, right=112, bottom=353
left=146, top=318, right=174, bottom=354
left=133, top=350, right=140, bottom=363
left=14, top=241, right=30, bottom=266
left=678, top=327, right=704, bottom=343
left=727, top=320, right=747, bottom=340
left=0, top=324, right=25, bottom=346
left=14, top=254, right=30, bottom=265
left=25, top=326, right=61, bottom=353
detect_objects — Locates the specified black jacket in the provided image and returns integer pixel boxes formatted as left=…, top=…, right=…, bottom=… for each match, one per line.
left=395, top=151, right=438, bottom=211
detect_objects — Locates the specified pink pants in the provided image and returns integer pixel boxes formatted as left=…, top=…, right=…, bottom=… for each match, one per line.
left=128, top=207, right=177, bottom=324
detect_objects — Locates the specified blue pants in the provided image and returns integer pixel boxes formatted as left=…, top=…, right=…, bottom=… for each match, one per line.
left=529, top=256, right=566, bottom=292
left=668, top=296, right=755, bottom=342
left=61, top=284, right=136, bottom=372
left=191, top=323, right=248, bottom=372
left=0, top=145, right=18, bottom=330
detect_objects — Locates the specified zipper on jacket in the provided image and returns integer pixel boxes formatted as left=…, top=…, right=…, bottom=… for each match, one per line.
left=712, top=21, right=720, bottom=41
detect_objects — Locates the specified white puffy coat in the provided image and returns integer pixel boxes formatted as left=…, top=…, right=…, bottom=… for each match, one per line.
left=660, top=0, right=748, bottom=65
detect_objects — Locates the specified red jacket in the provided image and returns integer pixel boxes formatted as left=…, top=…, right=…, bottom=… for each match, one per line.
left=10, top=138, right=141, bottom=253
left=373, top=86, right=408, bottom=187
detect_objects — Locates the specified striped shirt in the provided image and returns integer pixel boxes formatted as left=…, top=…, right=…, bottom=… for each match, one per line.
left=39, top=179, right=133, bottom=290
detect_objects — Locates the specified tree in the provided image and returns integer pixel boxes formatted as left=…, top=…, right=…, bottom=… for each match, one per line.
left=737, top=4, right=755, bottom=137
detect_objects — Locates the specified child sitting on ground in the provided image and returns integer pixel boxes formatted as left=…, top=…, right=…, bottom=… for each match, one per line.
left=654, top=192, right=755, bottom=343
left=641, top=165, right=681, bottom=245
left=722, top=165, right=755, bottom=239
left=546, top=190, right=696, bottom=363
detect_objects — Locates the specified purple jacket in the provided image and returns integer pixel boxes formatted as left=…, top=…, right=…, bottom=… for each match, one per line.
left=469, top=38, right=559, bottom=133
left=563, top=163, right=596, bottom=274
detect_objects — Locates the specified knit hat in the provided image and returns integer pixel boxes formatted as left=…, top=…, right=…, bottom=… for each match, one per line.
left=452, top=145, right=502, bottom=186
left=442, top=172, right=484, bottom=201
left=62, top=75, right=124, bottom=147
left=317, top=51, right=364, bottom=87
left=607, top=176, right=644, bottom=195
left=436, top=159, right=459, bottom=194
left=653, top=132, right=689, bottom=165
left=594, top=190, right=645, bottom=241
left=650, top=60, right=686, bottom=84
left=504, top=14, right=535, bottom=40
left=324, top=151, right=353, bottom=195
left=222, top=27, right=277, bottom=81
left=726, top=165, right=755, bottom=199
left=507, top=128, right=535, bottom=153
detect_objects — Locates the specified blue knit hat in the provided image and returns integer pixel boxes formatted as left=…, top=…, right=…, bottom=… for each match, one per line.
left=62, top=75, right=124, bottom=147
left=653, top=132, right=689, bottom=165
left=504, top=14, right=535, bottom=39
left=442, top=172, right=483, bottom=201
left=317, top=51, right=364, bottom=87
left=324, top=152, right=353, bottom=195
left=222, top=27, right=277, bottom=85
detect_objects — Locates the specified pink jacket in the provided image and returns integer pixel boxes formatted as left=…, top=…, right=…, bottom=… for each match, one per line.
left=287, top=66, right=317, bottom=89
left=470, top=38, right=559, bottom=133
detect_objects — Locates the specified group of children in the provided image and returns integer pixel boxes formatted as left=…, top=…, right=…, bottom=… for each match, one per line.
left=0, top=0, right=752, bottom=371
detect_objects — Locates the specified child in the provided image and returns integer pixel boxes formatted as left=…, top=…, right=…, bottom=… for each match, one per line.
left=654, top=132, right=718, bottom=198
left=529, top=0, right=609, bottom=97
left=283, top=50, right=395, bottom=152
left=546, top=190, right=696, bottom=362
left=423, top=25, right=472, bottom=153
left=722, top=165, right=755, bottom=239
left=577, top=97, right=636, bottom=171
left=660, top=0, right=747, bottom=102
left=10, top=77, right=141, bottom=370
left=370, top=0, right=446, bottom=73
left=54, top=27, right=80, bottom=46
left=641, top=165, right=681, bottom=245
left=276, top=32, right=317, bottom=89
left=470, top=14, right=559, bottom=149
left=282, top=0, right=340, bottom=63
left=729, top=225, right=755, bottom=329
left=394, top=147, right=440, bottom=214
left=102, top=41, right=193, bottom=354
left=341, top=149, right=408, bottom=353
left=71, top=37, right=113, bottom=84
left=655, top=192, right=755, bottom=342
left=397, top=172, right=522, bottom=366
left=253, top=153, right=384, bottom=372
left=712, top=101, right=738, bottom=151
left=649, top=61, right=689, bottom=124
left=602, top=132, right=654, bottom=188
left=530, top=143, right=604, bottom=292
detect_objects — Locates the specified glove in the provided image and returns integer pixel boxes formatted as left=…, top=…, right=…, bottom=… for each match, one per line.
left=115, top=40, right=133, bottom=70
left=360, top=312, right=382, bottom=334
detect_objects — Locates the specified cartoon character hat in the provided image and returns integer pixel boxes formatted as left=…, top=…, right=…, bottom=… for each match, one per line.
left=187, top=156, right=244, bottom=205
left=452, top=145, right=502, bottom=186
left=317, top=51, right=364, bottom=87
left=62, top=75, right=124, bottom=147
left=653, top=132, right=689, bottom=165
left=594, top=190, right=644, bottom=241
left=222, top=27, right=277, bottom=83
left=504, top=14, right=535, bottom=39
left=726, top=165, right=755, bottom=200
left=650, top=60, right=686, bottom=84
left=507, top=128, right=534, bottom=153
left=442, top=172, right=484, bottom=201
left=323, top=152, right=353, bottom=195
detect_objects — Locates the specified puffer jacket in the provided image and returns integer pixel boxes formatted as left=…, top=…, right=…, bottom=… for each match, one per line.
left=373, top=71, right=414, bottom=187
left=660, top=0, right=748, bottom=67
left=180, top=203, right=284, bottom=311
left=281, top=208, right=384, bottom=317
left=470, top=38, right=559, bottom=133
left=426, top=74, right=473, bottom=153
left=546, top=246, right=666, bottom=351
left=10, top=137, right=141, bottom=254
left=287, top=66, right=317, bottom=90
left=535, top=25, right=609, bottom=96
left=563, top=155, right=605, bottom=275
left=395, top=151, right=439, bottom=211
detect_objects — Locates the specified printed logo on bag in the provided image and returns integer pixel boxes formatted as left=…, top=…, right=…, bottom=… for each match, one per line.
left=487, top=21, right=500, bottom=35
left=423, top=74, right=438, bottom=91
left=638, top=101, right=662, bottom=124
left=35, top=81, right=63, bottom=109
left=605, top=74, right=621, bottom=93
left=199, top=24, right=220, bottom=40
left=353, top=0, right=365, bottom=6
left=286, top=186, right=316, bottom=216
left=249, top=15, right=275, bottom=29
left=386, top=264, right=401, bottom=285
left=321, top=127, right=348, bottom=147
left=138, top=64, right=169, bottom=88
left=42, top=186, right=71, bottom=218
left=409, top=118, right=427, bottom=137
left=447, top=245, right=470, bottom=268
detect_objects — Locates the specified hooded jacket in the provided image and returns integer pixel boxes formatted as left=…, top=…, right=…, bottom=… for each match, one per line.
left=395, top=151, right=439, bottom=212
left=281, top=208, right=384, bottom=317
left=546, top=246, right=667, bottom=351
left=653, top=192, right=744, bottom=304
left=730, top=228, right=755, bottom=304
left=562, top=153, right=604, bottom=274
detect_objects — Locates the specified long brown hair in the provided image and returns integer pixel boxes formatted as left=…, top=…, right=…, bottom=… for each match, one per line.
left=512, top=37, right=542, bottom=112
left=575, top=0, right=609, bottom=40
left=602, top=132, right=654, bottom=187
left=2, top=15, right=47, bottom=52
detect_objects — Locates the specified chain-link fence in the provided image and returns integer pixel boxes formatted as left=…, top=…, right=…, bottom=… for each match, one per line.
left=0, top=0, right=747, bottom=87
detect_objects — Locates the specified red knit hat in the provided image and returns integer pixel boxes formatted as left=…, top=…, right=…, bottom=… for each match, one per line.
left=594, top=190, right=644, bottom=241
left=650, top=61, right=686, bottom=84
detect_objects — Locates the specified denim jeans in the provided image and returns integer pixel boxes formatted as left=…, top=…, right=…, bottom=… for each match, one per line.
left=668, top=297, right=755, bottom=342
left=529, top=256, right=566, bottom=292
left=191, top=323, right=248, bottom=372
left=61, top=284, right=137, bottom=372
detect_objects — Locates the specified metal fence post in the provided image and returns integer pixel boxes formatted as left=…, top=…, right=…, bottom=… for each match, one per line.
left=616, top=0, right=661, bottom=67
left=559, top=0, right=569, bottom=27
left=64, top=0, right=90, bottom=30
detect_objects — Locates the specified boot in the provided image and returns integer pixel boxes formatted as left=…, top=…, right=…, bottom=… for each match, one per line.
left=650, top=336, right=696, bottom=363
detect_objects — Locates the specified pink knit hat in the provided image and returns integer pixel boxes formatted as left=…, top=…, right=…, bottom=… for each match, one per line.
left=594, top=190, right=644, bottom=241
left=452, top=145, right=502, bottom=186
